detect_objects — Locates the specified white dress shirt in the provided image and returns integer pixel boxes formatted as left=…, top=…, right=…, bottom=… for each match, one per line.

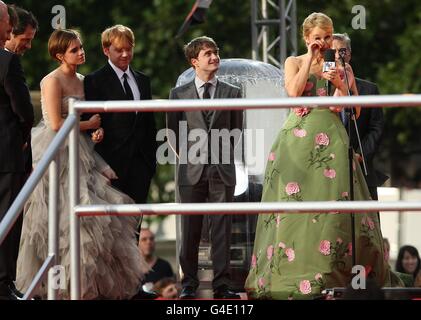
left=108, top=60, right=141, bottom=100
left=195, top=76, right=217, bottom=99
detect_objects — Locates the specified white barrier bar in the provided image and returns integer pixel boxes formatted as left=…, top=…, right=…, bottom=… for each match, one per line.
left=74, top=201, right=421, bottom=216
left=68, top=95, right=421, bottom=300
left=48, top=155, right=60, bottom=300
left=72, top=94, right=421, bottom=113
left=69, top=99, right=81, bottom=300
left=23, top=255, right=55, bottom=300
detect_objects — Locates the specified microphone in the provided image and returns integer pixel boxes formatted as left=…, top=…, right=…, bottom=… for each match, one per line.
left=323, top=49, right=336, bottom=95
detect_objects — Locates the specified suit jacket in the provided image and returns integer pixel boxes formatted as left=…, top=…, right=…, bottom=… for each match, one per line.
left=350, top=78, right=386, bottom=187
left=84, top=63, right=157, bottom=174
left=167, top=79, right=243, bottom=186
left=0, top=50, right=34, bottom=173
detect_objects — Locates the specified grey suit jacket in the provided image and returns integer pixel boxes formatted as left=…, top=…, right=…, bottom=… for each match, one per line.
left=167, top=79, right=243, bottom=186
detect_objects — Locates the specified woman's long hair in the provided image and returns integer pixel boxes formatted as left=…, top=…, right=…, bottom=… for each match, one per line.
left=395, top=245, right=421, bottom=278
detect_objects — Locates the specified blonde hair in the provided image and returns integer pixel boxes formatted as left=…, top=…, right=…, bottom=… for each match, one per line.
left=101, top=24, right=135, bottom=48
left=48, top=29, right=81, bottom=62
left=302, top=12, right=333, bottom=39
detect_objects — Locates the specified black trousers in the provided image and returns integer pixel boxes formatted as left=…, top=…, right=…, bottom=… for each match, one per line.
left=110, top=151, right=154, bottom=204
left=178, top=165, right=234, bottom=290
left=0, top=173, right=24, bottom=286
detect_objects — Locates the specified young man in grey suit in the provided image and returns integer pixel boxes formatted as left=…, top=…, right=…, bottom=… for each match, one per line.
left=333, top=33, right=387, bottom=200
left=167, top=36, right=243, bottom=299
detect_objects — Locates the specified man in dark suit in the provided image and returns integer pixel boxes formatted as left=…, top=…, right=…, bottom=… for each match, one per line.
left=5, top=6, right=38, bottom=182
left=167, top=36, right=243, bottom=299
left=84, top=25, right=157, bottom=203
left=0, top=1, right=34, bottom=300
left=333, top=33, right=386, bottom=200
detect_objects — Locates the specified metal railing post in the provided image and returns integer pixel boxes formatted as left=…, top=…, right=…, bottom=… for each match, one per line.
left=69, top=99, right=81, bottom=300
left=48, top=154, right=60, bottom=300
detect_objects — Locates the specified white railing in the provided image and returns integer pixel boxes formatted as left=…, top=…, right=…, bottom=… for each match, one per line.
left=68, top=94, right=421, bottom=300
left=1, top=94, right=420, bottom=300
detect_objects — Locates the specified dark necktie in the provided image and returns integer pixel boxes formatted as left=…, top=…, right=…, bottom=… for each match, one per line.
left=123, top=73, right=134, bottom=100
left=202, top=82, right=213, bottom=127
left=203, top=82, right=211, bottom=99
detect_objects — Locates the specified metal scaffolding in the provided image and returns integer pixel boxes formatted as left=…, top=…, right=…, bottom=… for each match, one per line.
left=251, top=0, right=297, bottom=68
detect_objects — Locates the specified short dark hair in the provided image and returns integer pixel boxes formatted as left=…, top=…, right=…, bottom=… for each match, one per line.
left=10, top=5, right=38, bottom=35
left=184, top=36, right=219, bottom=66
left=7, top=4, right=18, bottom=30
left=48, top=29, right=81, bottom=62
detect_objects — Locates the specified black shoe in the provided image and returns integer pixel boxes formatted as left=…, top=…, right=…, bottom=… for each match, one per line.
left=179, top=286, right=196, bottom=299
left=213, top=286, right=241, bottom=299
left=0, top=282, right=21, bottom=300
left=8, top=282, right=24, bottom=299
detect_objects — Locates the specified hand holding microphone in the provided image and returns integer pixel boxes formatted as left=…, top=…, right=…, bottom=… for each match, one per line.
left=322, top=49, right=344, bottom=92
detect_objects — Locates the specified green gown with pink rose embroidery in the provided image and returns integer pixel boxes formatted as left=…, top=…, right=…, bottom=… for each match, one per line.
left=245, top=74, right=392, bottom=299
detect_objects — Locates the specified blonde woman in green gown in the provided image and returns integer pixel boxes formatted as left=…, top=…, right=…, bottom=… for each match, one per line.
left=245, top=12, right=392, bottom=299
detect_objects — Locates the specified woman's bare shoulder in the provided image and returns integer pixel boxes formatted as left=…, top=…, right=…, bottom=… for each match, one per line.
left=40, top=71, right=61, bottom=90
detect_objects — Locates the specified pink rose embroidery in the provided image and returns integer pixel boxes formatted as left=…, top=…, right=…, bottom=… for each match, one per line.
left=299, top=280, right=312, bottom=295
left=336, top=237, right=343, bottom=244
left=324, top=168, right=336, bottom=179
left=315, top=273, right=323, bottom=281
left=293, top=107, right=310, bottom=117
left=267, top=245, right=274, bottom=260
left=268, top=152, right=276, bottom=161
left=278, top=241, right=286, bottom=249
left=276, top=215, right=281, bottom=228
left=304, top=81, right=314, bottom=91
left=367, top=217, right=375, bottom=230
left=258, top=277, right=265, bottom=289
left=339, top=69, right=345, bottom=80
left=293, top=128, right=307, bottom=138
left=317, top=88, right=327, bottom=96
left=319, top=240, right=331, bottom=256
left=251, top=254, right=257, bottom=268
left=342, top=191, right=349, bottom=198
left=315, top=133, right=330, bottom=146
left=285, top=182, right=300, bottom=195
left=285, top=248, right=295, bottom=262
